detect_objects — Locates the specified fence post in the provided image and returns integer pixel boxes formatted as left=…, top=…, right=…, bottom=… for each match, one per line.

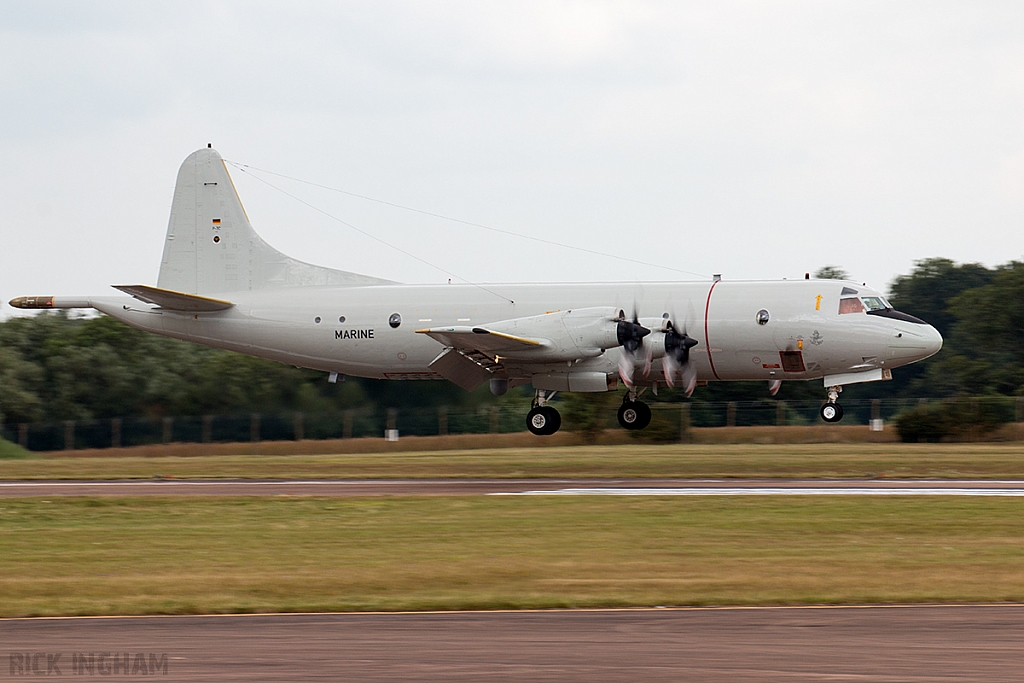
left=18, top=423, right=28, bottom=449
left=111, top=418, right=121, bottom=449
left=438, top=406, right=448, bottom=436
left=202, top=415, right=213, bottom=443
left=776, top=401, right=786, bottom=427
left=1017, top=396, right=1024, bottom=423
left=343, top=410, right=353, bottom=439
left=489, top=405, right=500, bottom=434
left=294, top=412, right=304, bottom=441
left=162, top=417, right=173, bottom=444
left=64, top=420, right=75, bottom=451
left=680, top=403, right=691, bottom=443
left=726, top=402, right=736, bottom=427
left=872, top=399, right=881, bottom=422
left=250, top=413, right=261, bottom=442
left=384, top=408, right=398, bottom=441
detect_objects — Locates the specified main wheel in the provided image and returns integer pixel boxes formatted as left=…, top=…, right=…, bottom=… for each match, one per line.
left=618, top=400, right=652, bottom=430
left=820, top=403, right=844, bottom=423
left=527, top=406, right=561, bottom=435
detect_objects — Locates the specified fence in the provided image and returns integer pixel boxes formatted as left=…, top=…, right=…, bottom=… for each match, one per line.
left=4, top=397, right=1023, bottom=452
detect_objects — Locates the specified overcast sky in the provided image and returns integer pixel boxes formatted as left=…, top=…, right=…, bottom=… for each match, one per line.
left=2, top=1, right=1023, bottom=317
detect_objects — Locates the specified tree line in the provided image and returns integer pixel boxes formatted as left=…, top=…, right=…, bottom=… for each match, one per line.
left=1, top=257, right=1021, bottom=425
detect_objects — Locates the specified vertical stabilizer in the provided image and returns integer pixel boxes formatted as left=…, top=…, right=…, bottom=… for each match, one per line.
left=157, top=147, right=393, bottom=295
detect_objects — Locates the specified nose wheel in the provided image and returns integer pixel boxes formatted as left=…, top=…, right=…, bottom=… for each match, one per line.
left=820, top=385, right=844, bottom=423
left=820, top=403, right=844, bottom=422
left=618, top=399, right=652, bottom=430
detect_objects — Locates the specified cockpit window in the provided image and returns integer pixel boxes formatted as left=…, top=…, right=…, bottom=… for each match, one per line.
left=838, top=298, right=865, bottom=314
left=861, top=297, right=888, bottom=311
left=840, top=286, right=859, bottom=296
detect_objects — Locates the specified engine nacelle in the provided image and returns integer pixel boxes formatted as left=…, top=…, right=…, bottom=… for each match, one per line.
left=561, top=307, right=627, bottom=356
left=483, top=307, right=625, bottom=363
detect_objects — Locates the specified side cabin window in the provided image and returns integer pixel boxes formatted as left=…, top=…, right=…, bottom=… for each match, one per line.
left=839, top=296, right=891, bottom=315
left=861, top=296, right=888, bottom=311
left=838, top=298, right=864, bottom=314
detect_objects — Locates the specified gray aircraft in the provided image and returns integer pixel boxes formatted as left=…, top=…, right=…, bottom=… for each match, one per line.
left=10, top=146, right=942, bottom=434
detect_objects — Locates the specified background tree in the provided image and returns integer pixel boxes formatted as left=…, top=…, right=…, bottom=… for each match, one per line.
left=920, top=262, right=1024, bottom=396
left=814, top=266, right=850, bottom=280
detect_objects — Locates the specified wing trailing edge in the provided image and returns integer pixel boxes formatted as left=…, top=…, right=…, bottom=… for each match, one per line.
left=415, top=326, right=547, bottom=353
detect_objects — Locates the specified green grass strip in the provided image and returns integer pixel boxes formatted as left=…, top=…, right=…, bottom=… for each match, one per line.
left=6, top=443, right=1024, bottom=480
left=0, top=437, right=31, bottom=460
left=2, top=495, right=1024, bottom=617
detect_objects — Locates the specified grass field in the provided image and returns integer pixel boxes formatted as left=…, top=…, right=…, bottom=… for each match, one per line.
left=0, top=437, right=30, bottom=459
left=4, top=443, right=1024, bottom=480
left=2, top=495, right=1024, bottom=617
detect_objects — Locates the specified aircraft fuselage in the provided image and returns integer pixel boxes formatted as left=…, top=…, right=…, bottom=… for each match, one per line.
left=88, top=278, right=939, bottom=388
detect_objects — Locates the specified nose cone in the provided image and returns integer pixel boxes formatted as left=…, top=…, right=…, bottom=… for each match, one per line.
left=923, top=324, right=943, bottom=359
left=887, top=324, right=943, bottom=364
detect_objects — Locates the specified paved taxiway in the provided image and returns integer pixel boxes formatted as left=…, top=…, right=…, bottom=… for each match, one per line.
left=3, top=478, right=1024, bottom=497
left=4, top=606, right=1024, bottom=681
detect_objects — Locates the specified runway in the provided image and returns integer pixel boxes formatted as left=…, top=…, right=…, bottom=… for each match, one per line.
left=3, top=606, right=1024, bottom=681
left=3, top=478, right=1024, bottom=497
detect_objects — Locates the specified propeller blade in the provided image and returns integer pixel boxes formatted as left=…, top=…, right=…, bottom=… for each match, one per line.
left=663, top=354, right=678, bottom=388
left=618, top=351, right=635, bottom=387
left=682, top=360, right=697, bottom=398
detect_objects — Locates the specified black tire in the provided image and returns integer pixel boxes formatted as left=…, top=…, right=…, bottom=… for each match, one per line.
left=634, top=401, right=652, bottom=429
left=527, top=406, right=561, bottom=435
left=820, top=403, right=844, bottom=423
left=618, top=400, right=652, bottom=430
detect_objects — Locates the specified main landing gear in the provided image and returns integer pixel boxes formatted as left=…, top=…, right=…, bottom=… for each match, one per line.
left=617, top=391, right=651, bottom=430
left=527, top=390, right=561, bottom=436
left=525, top=389, right=655, bottom=435
left=820, top=385, right=844, bottom=423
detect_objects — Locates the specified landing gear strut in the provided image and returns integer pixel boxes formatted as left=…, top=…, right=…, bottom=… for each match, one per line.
left=820, top=385, right=844, bottom=423
left=527, top=390, right=561, bottom=436
left=618, top=391, right=652, bottom=430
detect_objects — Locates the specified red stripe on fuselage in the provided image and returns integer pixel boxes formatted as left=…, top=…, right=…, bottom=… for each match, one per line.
left=704, top=279, right=721, bottom=381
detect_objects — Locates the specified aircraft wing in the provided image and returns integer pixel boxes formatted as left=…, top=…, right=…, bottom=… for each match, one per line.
left=415, top=326, right=547, bottom=354
left=112, top=285, right=235, bottom=312
left=415, top=326, right=549, bottom=392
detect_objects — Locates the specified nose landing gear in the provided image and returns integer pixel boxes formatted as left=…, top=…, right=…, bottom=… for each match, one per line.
left=820, top=385, right=844, bottom=423
left=527, top=390, right=561, bottom=435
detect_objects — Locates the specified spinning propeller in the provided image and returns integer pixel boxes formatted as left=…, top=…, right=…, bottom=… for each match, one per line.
left=658, top=318, right=699, bottom=396
left=615, top=309, right=650, bottom=388
left=613, top=306, right=699, bottom=396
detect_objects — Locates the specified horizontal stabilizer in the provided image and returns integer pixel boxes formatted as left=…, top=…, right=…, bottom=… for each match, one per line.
left=112, top=285, right=234, bottom=312
left=415, top=326, right=546, bottom=353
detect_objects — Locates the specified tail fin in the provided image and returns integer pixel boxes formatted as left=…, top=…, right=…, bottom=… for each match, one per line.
left=157, top=147, right=393, bottom=295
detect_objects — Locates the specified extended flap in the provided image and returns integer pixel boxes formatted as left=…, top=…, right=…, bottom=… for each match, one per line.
left=428, top=348, right=494, bottom=392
